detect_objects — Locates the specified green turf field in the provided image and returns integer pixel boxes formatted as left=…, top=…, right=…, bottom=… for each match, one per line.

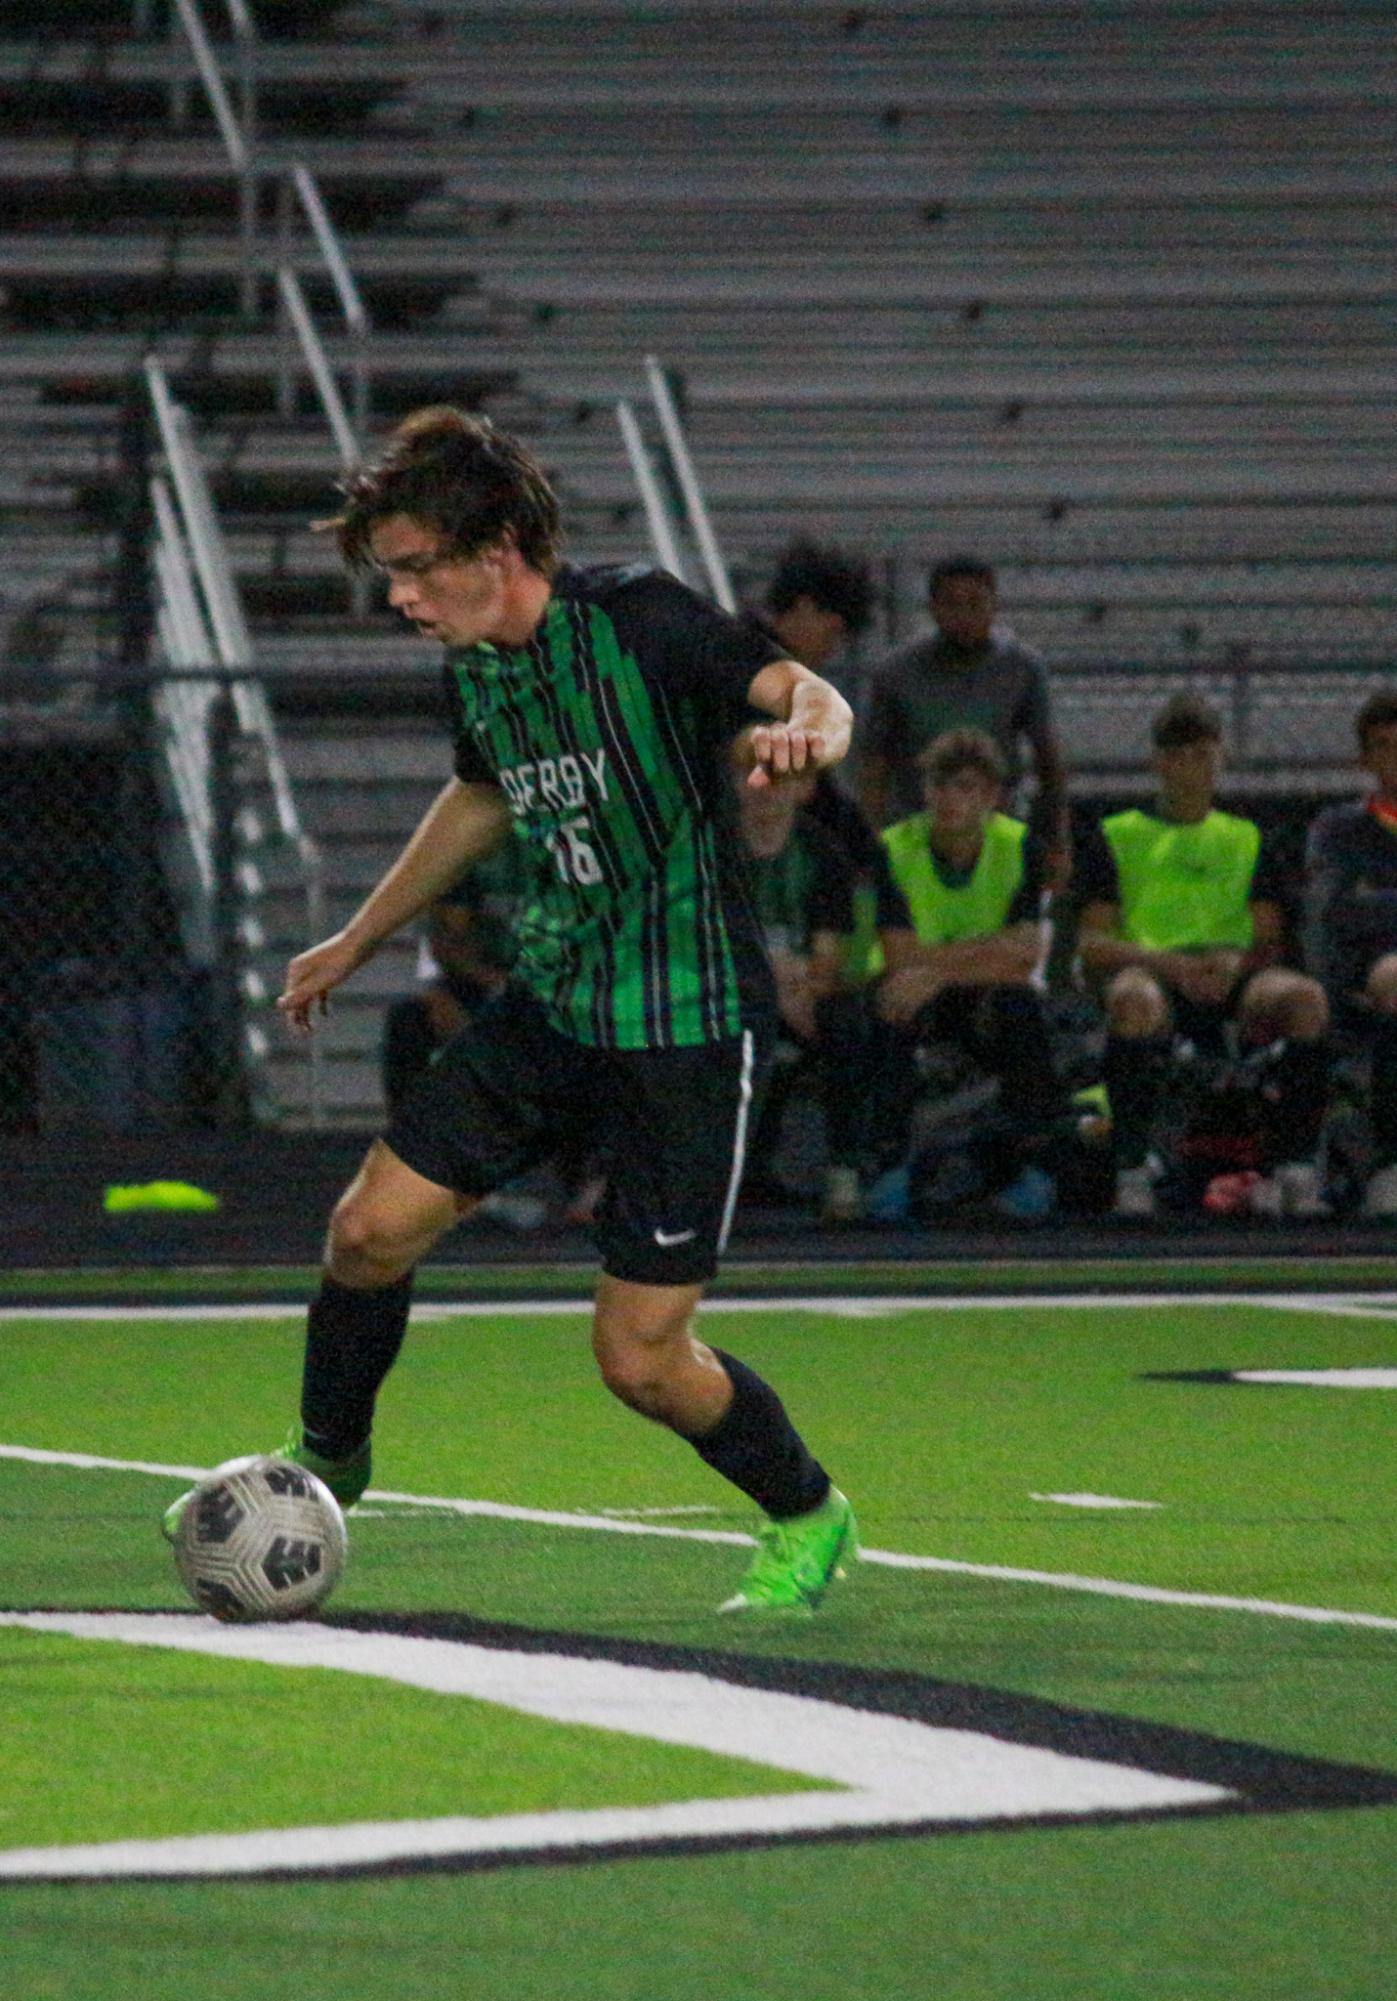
left=2, top=1287, right=1395, bottom=1999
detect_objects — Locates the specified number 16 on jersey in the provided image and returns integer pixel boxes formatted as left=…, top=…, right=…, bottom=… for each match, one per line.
left=548, top=815, right=603, bottom=886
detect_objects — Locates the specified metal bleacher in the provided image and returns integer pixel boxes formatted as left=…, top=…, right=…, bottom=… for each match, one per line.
left=2, top=0, right=1395, bottom=1121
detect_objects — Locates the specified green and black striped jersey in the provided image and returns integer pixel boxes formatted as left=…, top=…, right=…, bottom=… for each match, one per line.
left=442, top=564, right=782, bottom=1050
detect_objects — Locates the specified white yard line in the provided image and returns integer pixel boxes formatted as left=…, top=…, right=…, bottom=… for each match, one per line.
left=3, top=1289, right=1397, bottom=1321
left=1236, top=1296, right=1397, bottom=1322
left=1234, top=1368, right=1397, bottom=1389
left=0, top=1612, right=1224, bottom=1880
left=4, top=1439, right=1395, bottom=1635
left=0, top=1443, right=210, bottom=1480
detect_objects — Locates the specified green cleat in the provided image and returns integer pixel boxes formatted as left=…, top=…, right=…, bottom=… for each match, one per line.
left=160, top=1432, right=372, bottom=1544
left=718, top=1486, right=858, bottom=1614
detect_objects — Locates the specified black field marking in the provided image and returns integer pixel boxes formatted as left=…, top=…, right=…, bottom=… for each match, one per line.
left=7, top=1608, right=1395, bottom=1887
left=248, top=1608, right=1397, bottom=1883
left=1144, top=1369, right=1388, bottom=1388
left=336, top=1611, right=1397, bottom=1813
left=1144, top=1369, right=1268, bottom=1386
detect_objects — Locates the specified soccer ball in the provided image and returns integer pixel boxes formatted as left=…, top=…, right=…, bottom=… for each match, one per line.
left=173, top=1454, right=348, bottom=1624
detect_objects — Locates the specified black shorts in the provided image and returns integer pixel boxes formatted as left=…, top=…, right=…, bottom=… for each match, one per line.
left=1169, top=986, right=1246, bottom=1055
left=384, top=986, right=772, bottom=1287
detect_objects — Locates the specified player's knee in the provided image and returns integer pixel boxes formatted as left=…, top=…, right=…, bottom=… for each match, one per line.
left=328, top=1190, right=418, bottom=1282
left=1286, top=974, right=1330, bottom=1040
left=1366, top=954, right=1397, bottom=1014
left=595, top=1342, right=666, bottom=1415
left=1106, top=969, right=1168, bottom=1037
left=1241, top=969, right=1329, bottom=1042
left=592, top=1312, right=692, bottom=1419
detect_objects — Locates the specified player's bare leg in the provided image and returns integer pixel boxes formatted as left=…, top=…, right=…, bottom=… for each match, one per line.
left=327, top=1138, right=475, bottom=1287
left=591, top=1274, right=855, bottom=1612
left=591, top=1275, right=731, bottom=1432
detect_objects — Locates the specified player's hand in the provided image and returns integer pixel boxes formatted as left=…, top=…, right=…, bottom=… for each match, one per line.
left=877, top=965, right=940, bottom=1026
left=741, top=723, right=826, bottom=791
left=277, top=931, right=369, bottom=1034
left=1166, top=950, right=1241, bottom=1006
left=1045, top=841, right=1073, bottom=894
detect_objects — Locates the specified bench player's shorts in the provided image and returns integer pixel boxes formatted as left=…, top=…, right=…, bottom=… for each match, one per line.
left=384, top=984, right=773, bottom=1286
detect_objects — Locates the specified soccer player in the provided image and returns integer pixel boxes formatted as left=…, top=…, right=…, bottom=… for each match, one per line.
left=1078, top=693, right=1330, bottom=1218
left=1305, top=689, right=1397, bottom=1216
left=869, top=727, right=1062, bottom=1210
left=166, top=408, right=857, bottom=1613
left=736, top=765, right=891, bottom=1224
left=858, top=554, right=1070, bottom=884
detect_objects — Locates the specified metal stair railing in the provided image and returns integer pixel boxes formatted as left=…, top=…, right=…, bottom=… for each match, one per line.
left=644, top=354, right=735, bottom=610
left=146, top=356, right=327, bottom=1124
left=168, top=0, right=260, bottom=320
left=615, top=398, right=692, bottom=587
left=276, top=161, right=372, bottom=460
left=162, top=0, right=375, bottom=456
left=149, top=473, right=219, bottom=940
left=614, top=355, right=735, bottom=605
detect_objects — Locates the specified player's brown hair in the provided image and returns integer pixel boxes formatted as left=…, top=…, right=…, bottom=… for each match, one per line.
left=323, top=407, right=561, bottom=574
left=1151, top=691, right=1223, bottom=750
left=917, top=726, right=1006, bottom=789
left=1355, top=688, right=1397, bottom=753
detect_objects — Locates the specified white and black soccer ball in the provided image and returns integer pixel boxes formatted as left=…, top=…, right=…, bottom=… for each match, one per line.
left=173, top=1454, right=348, bottom=1624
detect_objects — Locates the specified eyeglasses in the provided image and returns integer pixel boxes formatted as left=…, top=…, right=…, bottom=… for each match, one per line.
left=372, top=547, right=462, bottom=580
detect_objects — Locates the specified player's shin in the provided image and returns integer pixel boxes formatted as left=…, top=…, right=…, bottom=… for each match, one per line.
left=686, top=1348, right=831, bottom=1520
left=300, top=1269, right=415, bottom=1464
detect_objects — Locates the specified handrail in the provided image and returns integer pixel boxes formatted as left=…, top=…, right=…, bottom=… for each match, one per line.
left=170, top=0, right=247, bottom=166
left=276, top=266, right=360, bottom=468
left=151, top=476, right=216, bottom=674
left=145, top=357, right=327, bottom=1121
left=164, top=6, right=374, bottom=463
left=615, top=399, right=690, bottom=583
left=288, top=162, right=369, bottom=337
left=223, top=0, right=257, bottom=40
left=150, top=474, right=219, bottom=929
left=169, top=0, right=258, bottom=319
left=644, top=354, right=735, bottom=610
left=146, top=358, right=253, bottom=670
left=277, top=162, right=372, bottom=446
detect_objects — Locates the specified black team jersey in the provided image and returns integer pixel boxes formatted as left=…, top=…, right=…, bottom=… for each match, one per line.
left=443, top=563, right=784, bottom=1050
left=1305, top=798, right=1397, bottom=1002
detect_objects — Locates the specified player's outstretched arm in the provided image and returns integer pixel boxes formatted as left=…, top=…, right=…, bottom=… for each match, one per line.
left=739, top=659, right=854, bottom=791
left=278, top=778, right=512, bottom=1032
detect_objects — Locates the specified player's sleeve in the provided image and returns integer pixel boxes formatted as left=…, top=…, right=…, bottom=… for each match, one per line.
left=871, top=842, right=913, bottom=929
left=1074, top=825, right=1120, bottom=905
left=802, top=823, right=858, bottom=936
left=1302, top=810, right=1355, bottom=982
left=1015, top=650, right=1056, bottom=750
left=859, top=661, right=906, bottom=761
left=605, top=571, right=784, bottom=720
left=1306, top=810, right=1397, bottom=947
left=1006, top=830, right=1050, bottom=924
left=1249, top=828, right=1290, bottom=908
left=441, top=660, right=496, bottom=784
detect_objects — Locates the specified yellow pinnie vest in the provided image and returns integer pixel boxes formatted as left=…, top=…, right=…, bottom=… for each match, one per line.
left=881, top=811, right=1030, bottom=945
left=1101, top=808, right=1259, bottom=952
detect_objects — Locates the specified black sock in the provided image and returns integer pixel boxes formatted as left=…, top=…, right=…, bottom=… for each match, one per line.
left=1105, top=1032, right=1172, bottom=1169
left=1260, top=1037, right=1330, bottom=1165
left=687, top=1349, right=831, bottom=1520
left=300, top=1271, right=414, bottom=1461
